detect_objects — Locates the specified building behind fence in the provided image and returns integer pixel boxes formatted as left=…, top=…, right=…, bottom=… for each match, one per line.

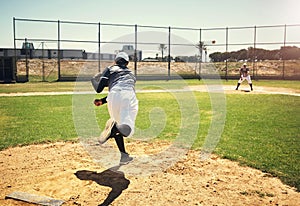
left=1, top=17, right=300, bottom=82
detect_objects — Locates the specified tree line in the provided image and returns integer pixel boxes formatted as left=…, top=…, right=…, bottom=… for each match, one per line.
left=209, top=46, right=300, bottom=62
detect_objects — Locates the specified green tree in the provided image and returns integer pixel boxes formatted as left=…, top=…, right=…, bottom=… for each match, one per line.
left=195, top=41, right=206, bottom=62
left=159, top=44, right=167, bottom=61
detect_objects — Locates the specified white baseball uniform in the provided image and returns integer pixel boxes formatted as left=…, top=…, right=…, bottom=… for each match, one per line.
left=238, top=67, right=252, bottom=84
left=106, top=66, right=138, bottom=136
left=92, top=65, right=138, bottom=137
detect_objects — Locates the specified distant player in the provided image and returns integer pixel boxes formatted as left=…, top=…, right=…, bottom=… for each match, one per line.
left=91, top=52, right=138, bottom=165
left=235, top=63, right=253, bottom=91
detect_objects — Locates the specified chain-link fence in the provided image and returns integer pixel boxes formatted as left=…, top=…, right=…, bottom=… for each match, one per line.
left=11, top=17, right=300, bottom=81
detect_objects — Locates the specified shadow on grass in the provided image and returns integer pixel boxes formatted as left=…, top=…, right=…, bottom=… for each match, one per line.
left=75, top=165, right=130, bottom=206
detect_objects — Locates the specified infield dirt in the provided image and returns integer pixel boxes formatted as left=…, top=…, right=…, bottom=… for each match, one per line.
left=0, top=141, right=299, bottom=206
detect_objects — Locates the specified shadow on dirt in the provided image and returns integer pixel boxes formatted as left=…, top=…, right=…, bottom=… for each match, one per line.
left=75, top=165, right=130, bottom=206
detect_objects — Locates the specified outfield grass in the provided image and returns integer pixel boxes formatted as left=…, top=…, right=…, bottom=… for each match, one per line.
left=216, top=94, right=300, bottom=191
left=0, top=95, right=77, bottom=148
left=0, top=82, right=299, bottom=191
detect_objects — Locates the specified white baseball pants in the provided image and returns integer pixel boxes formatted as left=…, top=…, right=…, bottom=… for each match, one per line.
left=107, top=87, right=138, bottom=137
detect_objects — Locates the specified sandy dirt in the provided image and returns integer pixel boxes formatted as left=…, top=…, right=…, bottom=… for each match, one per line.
left=187, top=85, right=300, bottom=96
left=0, top=141, right=299, bottom=206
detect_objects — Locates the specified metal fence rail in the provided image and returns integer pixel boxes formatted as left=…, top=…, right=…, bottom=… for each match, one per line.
left=12, top=17, right=300, bottom=81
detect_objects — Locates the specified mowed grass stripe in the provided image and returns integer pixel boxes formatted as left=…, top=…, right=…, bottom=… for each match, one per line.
left=0, top=80, right=299, bottom=93
left=0, top=95, right=77, bottom=148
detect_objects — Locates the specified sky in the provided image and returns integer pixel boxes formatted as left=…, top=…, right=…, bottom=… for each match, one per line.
left=1, top=0, right=300, bottom=56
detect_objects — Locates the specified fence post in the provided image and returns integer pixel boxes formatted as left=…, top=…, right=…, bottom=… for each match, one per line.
left=57, top=20, right=61, bottom=81
left=42, top=42, right=45, bottom=81
left=199, top=29, right=202, bottom=79
left=225, top=27, right=228, bottom=81
left=25, top=38, right=29, bottom=81
left=13, top=17, right=17, bottom=81
left=283, top=24, right=286, bottom=80
left=168, top=26, right=171, bottom=80
left=134, top=24, right=137, bottom=77
left=253, top=25, right=257, bottom=80
left=98, top=22, right=101, bottom=73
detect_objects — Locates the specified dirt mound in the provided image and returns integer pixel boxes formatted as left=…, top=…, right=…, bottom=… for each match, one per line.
left=0, top=141, right=299, bottom=206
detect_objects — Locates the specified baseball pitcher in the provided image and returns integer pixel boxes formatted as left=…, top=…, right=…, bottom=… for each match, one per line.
left=91, top=52, right=138, bottom=165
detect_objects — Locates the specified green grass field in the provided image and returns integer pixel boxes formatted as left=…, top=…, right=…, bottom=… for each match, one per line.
left=0, top=80, right=299, bottom=191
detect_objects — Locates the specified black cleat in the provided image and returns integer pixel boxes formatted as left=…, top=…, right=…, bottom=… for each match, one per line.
left=120, top=153, right=133, bottom=165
